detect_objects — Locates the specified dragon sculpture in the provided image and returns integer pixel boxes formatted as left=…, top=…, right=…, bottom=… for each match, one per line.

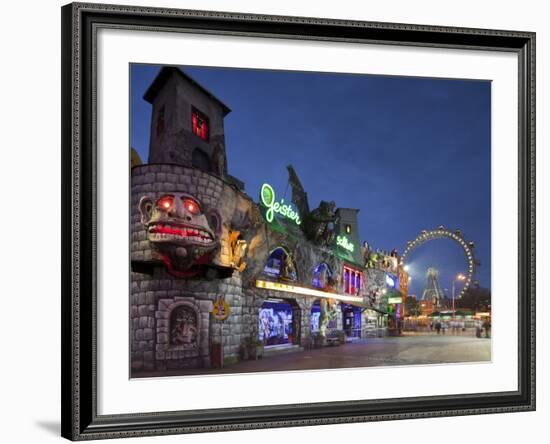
left=286, top=165, right=338, bottom=247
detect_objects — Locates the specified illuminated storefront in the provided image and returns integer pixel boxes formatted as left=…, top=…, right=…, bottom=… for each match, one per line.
left=341, top=303, right=362, bottom=338
left=259, top=299, right=294, bottom=346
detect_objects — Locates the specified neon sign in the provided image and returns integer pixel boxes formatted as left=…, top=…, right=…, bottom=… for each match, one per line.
left=336, top=235, right=354, bottom=252
left=388, top=296, right=403, bottom=304
left=260, top=183, right=301, bottom=225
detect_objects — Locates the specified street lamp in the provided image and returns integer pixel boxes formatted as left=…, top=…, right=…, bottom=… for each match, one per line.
left=452, top=273, right=466, bottom=317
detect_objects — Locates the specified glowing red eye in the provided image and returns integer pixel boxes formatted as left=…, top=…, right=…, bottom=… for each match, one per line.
left=157, top=196, right=174, bottom=211
left=182, top=198, right=200, bottom=214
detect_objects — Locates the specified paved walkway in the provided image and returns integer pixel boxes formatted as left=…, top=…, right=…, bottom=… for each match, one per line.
left=135, top=334, right=491, bottom=378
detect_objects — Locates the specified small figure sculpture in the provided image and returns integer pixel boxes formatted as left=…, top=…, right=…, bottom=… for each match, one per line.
left=229, top=230, right=248, bottom=272
left=281, top=252, right=297, bottom=281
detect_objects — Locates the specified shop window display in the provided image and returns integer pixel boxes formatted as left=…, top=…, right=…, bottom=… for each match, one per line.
left=258, top=300, right=293, bottom=346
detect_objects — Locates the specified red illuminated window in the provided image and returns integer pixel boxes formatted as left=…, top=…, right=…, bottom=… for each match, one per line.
left=192, top=108, right=209, bottom=141
left=343, top=265, right=363, bottom=296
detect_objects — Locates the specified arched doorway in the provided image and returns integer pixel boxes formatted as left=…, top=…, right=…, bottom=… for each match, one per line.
left=341, top=304, right=362, bottom=338
left=310, top=300, right=321, bottom=334
left=310, top=299, right=338, bottom=335
left=258, top=297, right=301, bottom=347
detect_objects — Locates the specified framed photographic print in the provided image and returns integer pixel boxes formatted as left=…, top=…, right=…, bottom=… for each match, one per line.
left=61, top=2, right=536, bottom=440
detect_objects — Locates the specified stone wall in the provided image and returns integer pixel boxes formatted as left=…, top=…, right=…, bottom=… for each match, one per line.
left=130, top=164, right=391, bottom=374
left=130, top=267, right=244, bottom=371
left=365, top=268, right=388, bottom=306
left=154, top=296, right=211, bottom=370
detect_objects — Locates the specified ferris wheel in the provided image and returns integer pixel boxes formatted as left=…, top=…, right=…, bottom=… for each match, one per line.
left=399, top=226, right=479, bottom=300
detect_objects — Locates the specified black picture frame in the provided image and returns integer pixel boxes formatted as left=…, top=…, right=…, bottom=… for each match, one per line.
left=61, top=2, right=536, bottom=440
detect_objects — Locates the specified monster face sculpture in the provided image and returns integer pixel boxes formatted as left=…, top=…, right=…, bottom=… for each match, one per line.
left=139, top=193, right=220, bottom=276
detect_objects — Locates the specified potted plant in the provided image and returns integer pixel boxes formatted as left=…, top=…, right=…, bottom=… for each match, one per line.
left=313, top=332, right=325, bottom=348
left=245, top=336, right=264, bottom=360
left=239, top=339, right=249, bottom=361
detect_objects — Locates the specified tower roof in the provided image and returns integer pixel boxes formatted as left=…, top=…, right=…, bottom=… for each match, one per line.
left=143, top=66, right=231, bottom=116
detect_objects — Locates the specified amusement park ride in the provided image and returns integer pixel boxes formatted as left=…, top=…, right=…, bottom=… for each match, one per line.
left=421, top=267, right=446, bottom=306
left=400, top=226, right=480, bottom=310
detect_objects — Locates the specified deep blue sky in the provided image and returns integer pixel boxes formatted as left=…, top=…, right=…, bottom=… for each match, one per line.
left=130, top=64, right=491, bottom=295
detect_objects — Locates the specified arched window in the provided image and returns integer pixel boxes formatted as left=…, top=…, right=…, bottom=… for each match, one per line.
left=263, top=247, right=297, bottom=281
left=312, top=263, right=333, bottom=289
left=192, top=148, right=212, bottom=173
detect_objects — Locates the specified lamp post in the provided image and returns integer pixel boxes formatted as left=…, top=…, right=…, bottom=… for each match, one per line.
left=452, top=274, right=466, bottom=317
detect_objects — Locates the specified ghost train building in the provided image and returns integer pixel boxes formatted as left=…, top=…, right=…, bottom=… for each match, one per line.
left=130, top=67, right=396, bottom=375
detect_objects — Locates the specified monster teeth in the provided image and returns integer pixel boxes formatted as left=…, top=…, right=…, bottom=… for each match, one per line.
left=147, top=225, right=213, bottom=243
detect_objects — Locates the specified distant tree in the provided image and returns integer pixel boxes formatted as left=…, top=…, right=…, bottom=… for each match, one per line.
left=457, top=286, right=491, bottom=312
left=405, top=296, right=422, bottom=316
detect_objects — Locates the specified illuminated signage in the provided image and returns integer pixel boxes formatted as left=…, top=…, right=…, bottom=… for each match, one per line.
left=255, top=279, right=363, bottom=303
left=386, top=274, right=396, bottom=287
left=388, top=296, right=403, bottom=304
left=336, top=235, right=354, bottom=252
left=260, top=183, right=301, bottom=225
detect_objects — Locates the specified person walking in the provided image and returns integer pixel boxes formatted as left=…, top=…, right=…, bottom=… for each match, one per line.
left=483, top=318, right=491, bottom=338
left=475, top=319, right=482, bottom=338
left=435, top=320, right=441, bottom=335
left=453, top=320, right=459, bottom=335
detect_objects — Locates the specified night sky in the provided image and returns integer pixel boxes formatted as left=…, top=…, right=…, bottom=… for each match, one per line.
left=130, top=64, right=491, bottom=296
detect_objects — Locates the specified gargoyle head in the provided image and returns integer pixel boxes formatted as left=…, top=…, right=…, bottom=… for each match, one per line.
left=139, top=193, right=221, bottom=276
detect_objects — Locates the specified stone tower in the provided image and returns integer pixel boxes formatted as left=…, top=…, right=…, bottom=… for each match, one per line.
left=143, top=67, right=231, bottom=177
left=335, top=207, right=363, bottom=265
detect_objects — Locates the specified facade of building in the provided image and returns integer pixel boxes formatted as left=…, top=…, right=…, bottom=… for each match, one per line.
left=130, top=67, right=405, bottom=374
